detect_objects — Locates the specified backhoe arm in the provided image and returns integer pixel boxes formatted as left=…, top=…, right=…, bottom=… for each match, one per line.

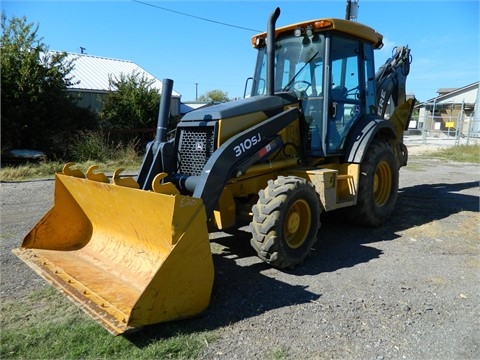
left=375, top=46, right=412, bottom=118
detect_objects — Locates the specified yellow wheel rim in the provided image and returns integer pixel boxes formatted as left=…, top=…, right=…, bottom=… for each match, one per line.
left=373, top=160, right=392, bottom=207
left=284, top=199, right=311, bottom=249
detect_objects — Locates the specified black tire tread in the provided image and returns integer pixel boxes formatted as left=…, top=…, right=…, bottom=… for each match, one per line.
left=250, top=176, right=321, bottom=269
left=343, top=139, right=399, bottom=226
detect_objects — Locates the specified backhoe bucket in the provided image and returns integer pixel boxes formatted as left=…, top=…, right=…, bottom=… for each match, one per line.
left=13, top=169, right=214, bottom=335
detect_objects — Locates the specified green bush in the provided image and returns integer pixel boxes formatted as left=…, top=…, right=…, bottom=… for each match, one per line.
left=70, top=130, right=110, bottom=162
left=70, top=130, right=141, bottom=164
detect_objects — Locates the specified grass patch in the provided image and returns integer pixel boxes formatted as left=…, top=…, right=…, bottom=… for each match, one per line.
left=0, top=158, right=142, bottom=182
left=1, top=288, right=214, bottom=359
left=0, top=161, right=64, bottom=181
left=417, top=144, right=480, bottom=163
left=1, top=130, right=143, bottom=181
left=269, top=346, right=291, bottom=359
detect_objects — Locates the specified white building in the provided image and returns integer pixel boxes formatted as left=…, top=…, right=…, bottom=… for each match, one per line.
left=414, top=82, right=479, bottom=134
left=60, top=52, right=181, bottom=116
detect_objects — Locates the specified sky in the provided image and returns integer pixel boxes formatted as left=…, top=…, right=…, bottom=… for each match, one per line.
left=2, top=0, right=479, bottom=103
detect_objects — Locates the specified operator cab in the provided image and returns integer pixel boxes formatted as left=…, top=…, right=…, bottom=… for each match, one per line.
left=250, top=19, right=380, bottom=157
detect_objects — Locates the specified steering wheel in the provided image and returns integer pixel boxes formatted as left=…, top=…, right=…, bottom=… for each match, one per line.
left=293, top=80, right=312, bottom=93
left=346, top=86, right=360, bottom=99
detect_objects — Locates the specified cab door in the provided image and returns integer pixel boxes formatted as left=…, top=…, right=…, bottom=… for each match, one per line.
left=326, top=35, right=375, bottom=154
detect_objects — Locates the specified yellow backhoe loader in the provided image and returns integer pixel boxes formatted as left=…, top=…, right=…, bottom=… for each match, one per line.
left=13, top=6, right=415, bottom=335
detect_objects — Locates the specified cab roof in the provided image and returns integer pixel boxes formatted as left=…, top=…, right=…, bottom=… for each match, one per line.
left=252, top=18, right=383, bottom=49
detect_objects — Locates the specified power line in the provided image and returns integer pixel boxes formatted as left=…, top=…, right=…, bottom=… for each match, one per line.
left=131, top=0, right=262, bottom=33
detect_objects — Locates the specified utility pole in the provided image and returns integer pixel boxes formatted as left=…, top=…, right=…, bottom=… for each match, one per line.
left=195, top=83, right=199, bottom=101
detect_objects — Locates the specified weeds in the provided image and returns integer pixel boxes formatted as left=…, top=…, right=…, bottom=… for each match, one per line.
left=70, top=130, right=110, bottom=162
left=422, top=144, right=480, bottom=163
left=71, top=130, right=141, bottom=163
left=0, top=161, right=64, bottom=181
left=1, top=130, right=143, bottom=181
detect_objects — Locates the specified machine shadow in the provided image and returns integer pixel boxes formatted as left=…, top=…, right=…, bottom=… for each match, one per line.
left=295, top=180, right=479, bottom=275
left=126, top=242, right=321, bottom=345
left=126, top=180, right=478, bottom=345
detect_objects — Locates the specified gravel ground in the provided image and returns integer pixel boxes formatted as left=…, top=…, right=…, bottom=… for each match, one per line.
left=1, top=143, right=479, bottom=359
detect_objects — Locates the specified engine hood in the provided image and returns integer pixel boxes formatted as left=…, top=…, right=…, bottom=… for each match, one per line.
left=181, top=93, right=298, bottom=122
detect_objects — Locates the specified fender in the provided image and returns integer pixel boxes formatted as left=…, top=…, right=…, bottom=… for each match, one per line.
left=344, top=114, right=396, bottom=164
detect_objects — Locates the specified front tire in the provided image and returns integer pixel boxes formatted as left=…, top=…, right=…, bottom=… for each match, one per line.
left=344, top=139, right=399, bottom=226
left=250, top=176, right=321, bottom=269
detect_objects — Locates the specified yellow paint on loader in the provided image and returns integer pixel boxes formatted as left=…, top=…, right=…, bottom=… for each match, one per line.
left=13, top=170, right=214, bottom=335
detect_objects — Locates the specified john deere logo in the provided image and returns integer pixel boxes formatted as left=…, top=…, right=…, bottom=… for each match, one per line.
left=195, top=142, right=204, bottom=151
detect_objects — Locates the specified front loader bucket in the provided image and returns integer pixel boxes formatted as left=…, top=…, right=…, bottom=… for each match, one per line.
left=13, top=169, right=214, bottom=335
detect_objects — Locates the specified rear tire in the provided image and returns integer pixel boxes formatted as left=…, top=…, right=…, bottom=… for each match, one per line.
left=250, top=176, right=321, bottom=269
left=344, top=139, right=399, bottom=226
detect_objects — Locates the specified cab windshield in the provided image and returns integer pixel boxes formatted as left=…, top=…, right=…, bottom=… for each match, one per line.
left=252, top=33, right=325, bottom=97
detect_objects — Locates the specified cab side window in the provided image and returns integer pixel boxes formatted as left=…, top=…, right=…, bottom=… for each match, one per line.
left=327, top=35, right=362, bottom=153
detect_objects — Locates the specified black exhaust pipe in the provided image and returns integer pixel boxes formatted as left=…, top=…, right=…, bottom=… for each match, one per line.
left=154, top=78, right=173, bottom=149
left=267, top=7, right=280, bottom=96
left=137, top=78, right=174, bottom=189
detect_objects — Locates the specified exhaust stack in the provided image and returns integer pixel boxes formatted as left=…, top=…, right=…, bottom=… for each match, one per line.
left=267, top=7, right=280, bottom=96
left=154, top=78, right=173, bottom=151
left=137, top=78, right=174, bottom=190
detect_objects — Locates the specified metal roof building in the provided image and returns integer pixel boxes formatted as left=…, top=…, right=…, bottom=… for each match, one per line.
left=414, top=81, right=479, bottom=134
left=61, top=52, right=181, bottom=116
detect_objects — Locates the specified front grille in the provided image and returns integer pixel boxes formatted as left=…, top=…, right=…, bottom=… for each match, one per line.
left=177, top=127, right=215, bottom=176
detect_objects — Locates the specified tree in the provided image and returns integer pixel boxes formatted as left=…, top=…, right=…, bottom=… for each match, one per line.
left=98, top=71, right=161, bottom=130
left=197, top=89, right=230, bottom=103
left=1, top=12, right=95, bottom=155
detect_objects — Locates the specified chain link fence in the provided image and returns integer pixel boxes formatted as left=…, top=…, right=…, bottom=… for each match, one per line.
left=407, top=107, right=479, bottom=147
